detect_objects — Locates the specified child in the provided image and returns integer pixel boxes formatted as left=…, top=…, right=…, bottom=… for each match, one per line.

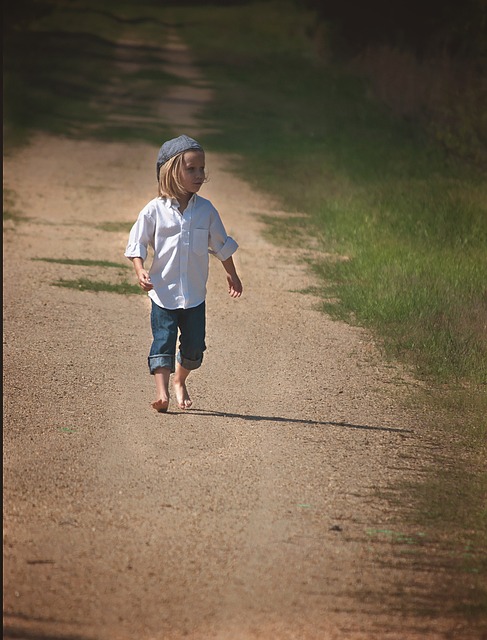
left=125, top=134, right=242, bottom=413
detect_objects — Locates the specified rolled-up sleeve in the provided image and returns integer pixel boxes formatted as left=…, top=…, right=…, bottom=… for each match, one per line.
left=211, top=236, right=238, bottom=261
left=208, top=208, right=238, bottom=261
left=124, top=210, right=154, bottom=261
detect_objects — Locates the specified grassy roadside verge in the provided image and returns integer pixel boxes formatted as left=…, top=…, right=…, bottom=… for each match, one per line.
left=169, top=1, right=487, bottom=383
left=4, top=0, right=486, bottom=627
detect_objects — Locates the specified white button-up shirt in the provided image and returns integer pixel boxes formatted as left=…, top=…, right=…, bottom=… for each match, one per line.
left=125, top=194, right=238, bottom=310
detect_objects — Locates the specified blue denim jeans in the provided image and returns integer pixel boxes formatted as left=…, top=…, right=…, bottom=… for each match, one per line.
left=148, top=300, right=206, bottom=374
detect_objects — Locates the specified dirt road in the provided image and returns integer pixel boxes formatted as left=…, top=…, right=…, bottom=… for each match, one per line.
left=3, top=34, right=463, bottom=640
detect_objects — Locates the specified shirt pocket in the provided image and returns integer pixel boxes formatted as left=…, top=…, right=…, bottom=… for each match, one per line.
left=192, top=228, right=209, bottom=256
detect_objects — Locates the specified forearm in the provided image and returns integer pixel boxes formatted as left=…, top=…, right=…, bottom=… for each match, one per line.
left=130, top=256, right=145, bottom=275
left=221, top=255, right=242, bottom=297
left=221, top=256, right=238, bottom=277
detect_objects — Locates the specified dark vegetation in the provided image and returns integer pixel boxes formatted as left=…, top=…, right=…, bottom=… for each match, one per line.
left=302, top=0, right=487, bottom=166
left=302, top=0, right=487, bottom=56
left=3, top=0, right=175, bottom=146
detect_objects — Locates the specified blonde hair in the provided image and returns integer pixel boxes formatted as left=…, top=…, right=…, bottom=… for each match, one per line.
left=158, top=154, right=185, bottom=199
left=158, top=151, right=208, bottom=199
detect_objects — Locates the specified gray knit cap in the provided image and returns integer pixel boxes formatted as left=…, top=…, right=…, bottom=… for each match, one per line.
left=156, top=134, right=203, bottom=180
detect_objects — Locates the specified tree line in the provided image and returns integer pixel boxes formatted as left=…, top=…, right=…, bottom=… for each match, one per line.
left=299, top=0, right=487, bottom=58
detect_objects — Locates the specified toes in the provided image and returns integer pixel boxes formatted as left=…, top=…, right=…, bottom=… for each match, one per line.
left=152, top=399, right=169, bottom=413
left=174, top=383, right=192, bottom=409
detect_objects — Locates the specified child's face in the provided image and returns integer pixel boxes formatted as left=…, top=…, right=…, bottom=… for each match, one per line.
left=179, top=150, right=206, bottom=195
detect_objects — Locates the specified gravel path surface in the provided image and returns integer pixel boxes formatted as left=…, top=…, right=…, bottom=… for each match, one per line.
left=3, top=33, right=461, bottom=640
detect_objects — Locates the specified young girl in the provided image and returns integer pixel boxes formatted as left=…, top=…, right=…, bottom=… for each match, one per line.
left=125, top=134, right=243, bottom=413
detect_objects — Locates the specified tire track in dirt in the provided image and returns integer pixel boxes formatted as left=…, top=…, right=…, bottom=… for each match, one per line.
left=3, top=32, right=461, bottom=640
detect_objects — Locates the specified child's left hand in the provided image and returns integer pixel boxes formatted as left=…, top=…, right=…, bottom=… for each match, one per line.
left=227, top=273, right=243, bottom=298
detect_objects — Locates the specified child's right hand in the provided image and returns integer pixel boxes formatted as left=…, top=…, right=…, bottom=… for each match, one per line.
left=137, top=269, right=153, bottom=291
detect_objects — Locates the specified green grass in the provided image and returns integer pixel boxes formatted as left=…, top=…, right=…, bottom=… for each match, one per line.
left=33, top=257, right=128, bottom=269
left=97, top=221, right=134, bottom=233
left=3, top=188, right=26, bottom=222
left=310, top=243, right=487, bottom=382
left=36, top=257, right=136, bottom=294
left=53, top=277, right=142, bottom=295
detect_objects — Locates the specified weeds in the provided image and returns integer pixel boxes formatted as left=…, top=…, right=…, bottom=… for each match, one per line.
left=33, top=257, right=128, bottom=269
left=2, top=188, right=24, bottom=222
left=353, top=45, right=487, bottom=167
left=97, top=221, right=134, bottom=233
left=53, top=278, right=142, bottom=295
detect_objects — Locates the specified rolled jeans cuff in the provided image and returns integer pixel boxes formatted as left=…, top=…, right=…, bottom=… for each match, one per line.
left=148, top=354, right=175, bottom=374
left=177, top=352, right=203, bottom=371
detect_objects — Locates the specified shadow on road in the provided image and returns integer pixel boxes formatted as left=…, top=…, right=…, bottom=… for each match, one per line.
left=185, top=408, right=413, bottom=434
left=3, top=613, right=95, bottom=640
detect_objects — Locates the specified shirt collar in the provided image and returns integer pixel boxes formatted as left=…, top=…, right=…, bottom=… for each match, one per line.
left=165, top=193, right=197, bottom=210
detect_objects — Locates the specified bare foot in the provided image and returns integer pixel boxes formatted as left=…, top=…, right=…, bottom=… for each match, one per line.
left=173, top=381, right=192, bottom=410
left=151, top=398, right=169, bottom=413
